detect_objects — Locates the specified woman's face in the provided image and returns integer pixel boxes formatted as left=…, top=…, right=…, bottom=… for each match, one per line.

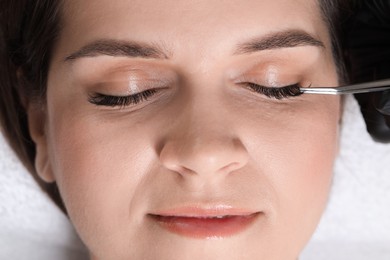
left=29, top=0, right=340, bottom=259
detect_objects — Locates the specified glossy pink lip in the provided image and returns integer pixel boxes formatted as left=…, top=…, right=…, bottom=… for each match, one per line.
left=149, top=207, right=260, bottom=239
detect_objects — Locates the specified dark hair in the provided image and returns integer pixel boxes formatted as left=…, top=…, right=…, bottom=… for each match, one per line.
left=0, top=1, right=65, bottom=212
left=0, top=0, right=348, bottom=214
left=319, top=0, right=350, bottom=84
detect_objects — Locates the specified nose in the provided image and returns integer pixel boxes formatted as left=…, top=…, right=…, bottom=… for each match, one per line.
left=159, top=114, right=249, bottom=179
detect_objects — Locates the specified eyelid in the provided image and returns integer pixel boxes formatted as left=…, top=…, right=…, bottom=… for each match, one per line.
left=87, top=76, right=172, bottom=96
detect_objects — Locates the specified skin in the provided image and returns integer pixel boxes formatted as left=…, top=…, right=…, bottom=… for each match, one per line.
left=28, top=0, right=341, bottom=259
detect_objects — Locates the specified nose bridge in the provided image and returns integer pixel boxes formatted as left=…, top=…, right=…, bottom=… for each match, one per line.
left=159, top=97, right=249, bottom=179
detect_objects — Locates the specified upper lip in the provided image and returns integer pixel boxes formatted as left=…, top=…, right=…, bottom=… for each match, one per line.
left=149, top=205, right=260, bottom=218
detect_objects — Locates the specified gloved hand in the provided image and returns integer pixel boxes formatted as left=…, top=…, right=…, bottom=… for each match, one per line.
left=346, top=0, right=390, bottom=142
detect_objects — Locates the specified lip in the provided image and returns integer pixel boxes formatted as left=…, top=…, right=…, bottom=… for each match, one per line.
left=148, top=206, right=261, bottom=239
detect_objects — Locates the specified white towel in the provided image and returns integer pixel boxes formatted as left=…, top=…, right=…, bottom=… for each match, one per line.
left=1, top=95, right=389, bottom=260
left=0, top=132, right=88, bottom=259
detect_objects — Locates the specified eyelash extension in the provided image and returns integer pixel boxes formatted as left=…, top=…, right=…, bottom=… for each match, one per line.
left=88, top=89, right=159, bottom=107
left=244, top=82, right=303, bottom=100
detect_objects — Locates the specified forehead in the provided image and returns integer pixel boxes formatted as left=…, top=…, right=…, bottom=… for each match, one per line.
left=57, top=0, right=329, bottom=63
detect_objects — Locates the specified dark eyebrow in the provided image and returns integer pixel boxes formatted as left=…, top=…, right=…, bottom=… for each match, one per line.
left=64, top=30, right=323, bottom=62
left=234, top=30, right=325, bottom=55
left=64, top=39, right=169, bottom=62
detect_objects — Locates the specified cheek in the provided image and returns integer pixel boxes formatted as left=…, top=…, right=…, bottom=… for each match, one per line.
left=274, top=117, right=337, bottom=225
left=46, top=106, right=157, bottom=248
left=245, top=96, right=340, bottom=250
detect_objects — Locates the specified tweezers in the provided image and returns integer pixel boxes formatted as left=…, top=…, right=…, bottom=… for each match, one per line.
left=300, top=78, right=390, bottom=95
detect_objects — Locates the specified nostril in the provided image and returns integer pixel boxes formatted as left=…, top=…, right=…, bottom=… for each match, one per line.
left=219, top=162, right=242, bottom=173
left=161, top=159, right=185, bottom=174
left=172, top=165, right=196, bottom=176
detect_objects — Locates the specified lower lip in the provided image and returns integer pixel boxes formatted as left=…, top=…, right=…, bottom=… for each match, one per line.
left=149, top=213, right=260, bottom=239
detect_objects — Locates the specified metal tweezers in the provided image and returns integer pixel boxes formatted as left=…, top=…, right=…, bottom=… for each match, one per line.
left=300, top=78, right=390, bottom=95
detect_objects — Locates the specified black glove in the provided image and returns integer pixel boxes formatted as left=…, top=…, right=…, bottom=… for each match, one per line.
left=346, top=0, right=390, bottom=143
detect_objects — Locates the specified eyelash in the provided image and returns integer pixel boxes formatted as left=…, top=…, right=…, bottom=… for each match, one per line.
left=243, top=82, right=303, bottom=100
left=88, top=83, right=303, bottom=108
left=88, top=89, right=159, bottom=107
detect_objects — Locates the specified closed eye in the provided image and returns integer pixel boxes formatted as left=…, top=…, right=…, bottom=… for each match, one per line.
left=88, top=89, right=159, bottom=108
left=88, top=82, right=303, bottom=108
left=242, top=82, right=303, bottom=99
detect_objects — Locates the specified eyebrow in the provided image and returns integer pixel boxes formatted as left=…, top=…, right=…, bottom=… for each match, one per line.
left=64, top=40, right=169, bottom=61
left=233, top=30, right=325, bottom=55
left=64, top=29, right=325, bottom=62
